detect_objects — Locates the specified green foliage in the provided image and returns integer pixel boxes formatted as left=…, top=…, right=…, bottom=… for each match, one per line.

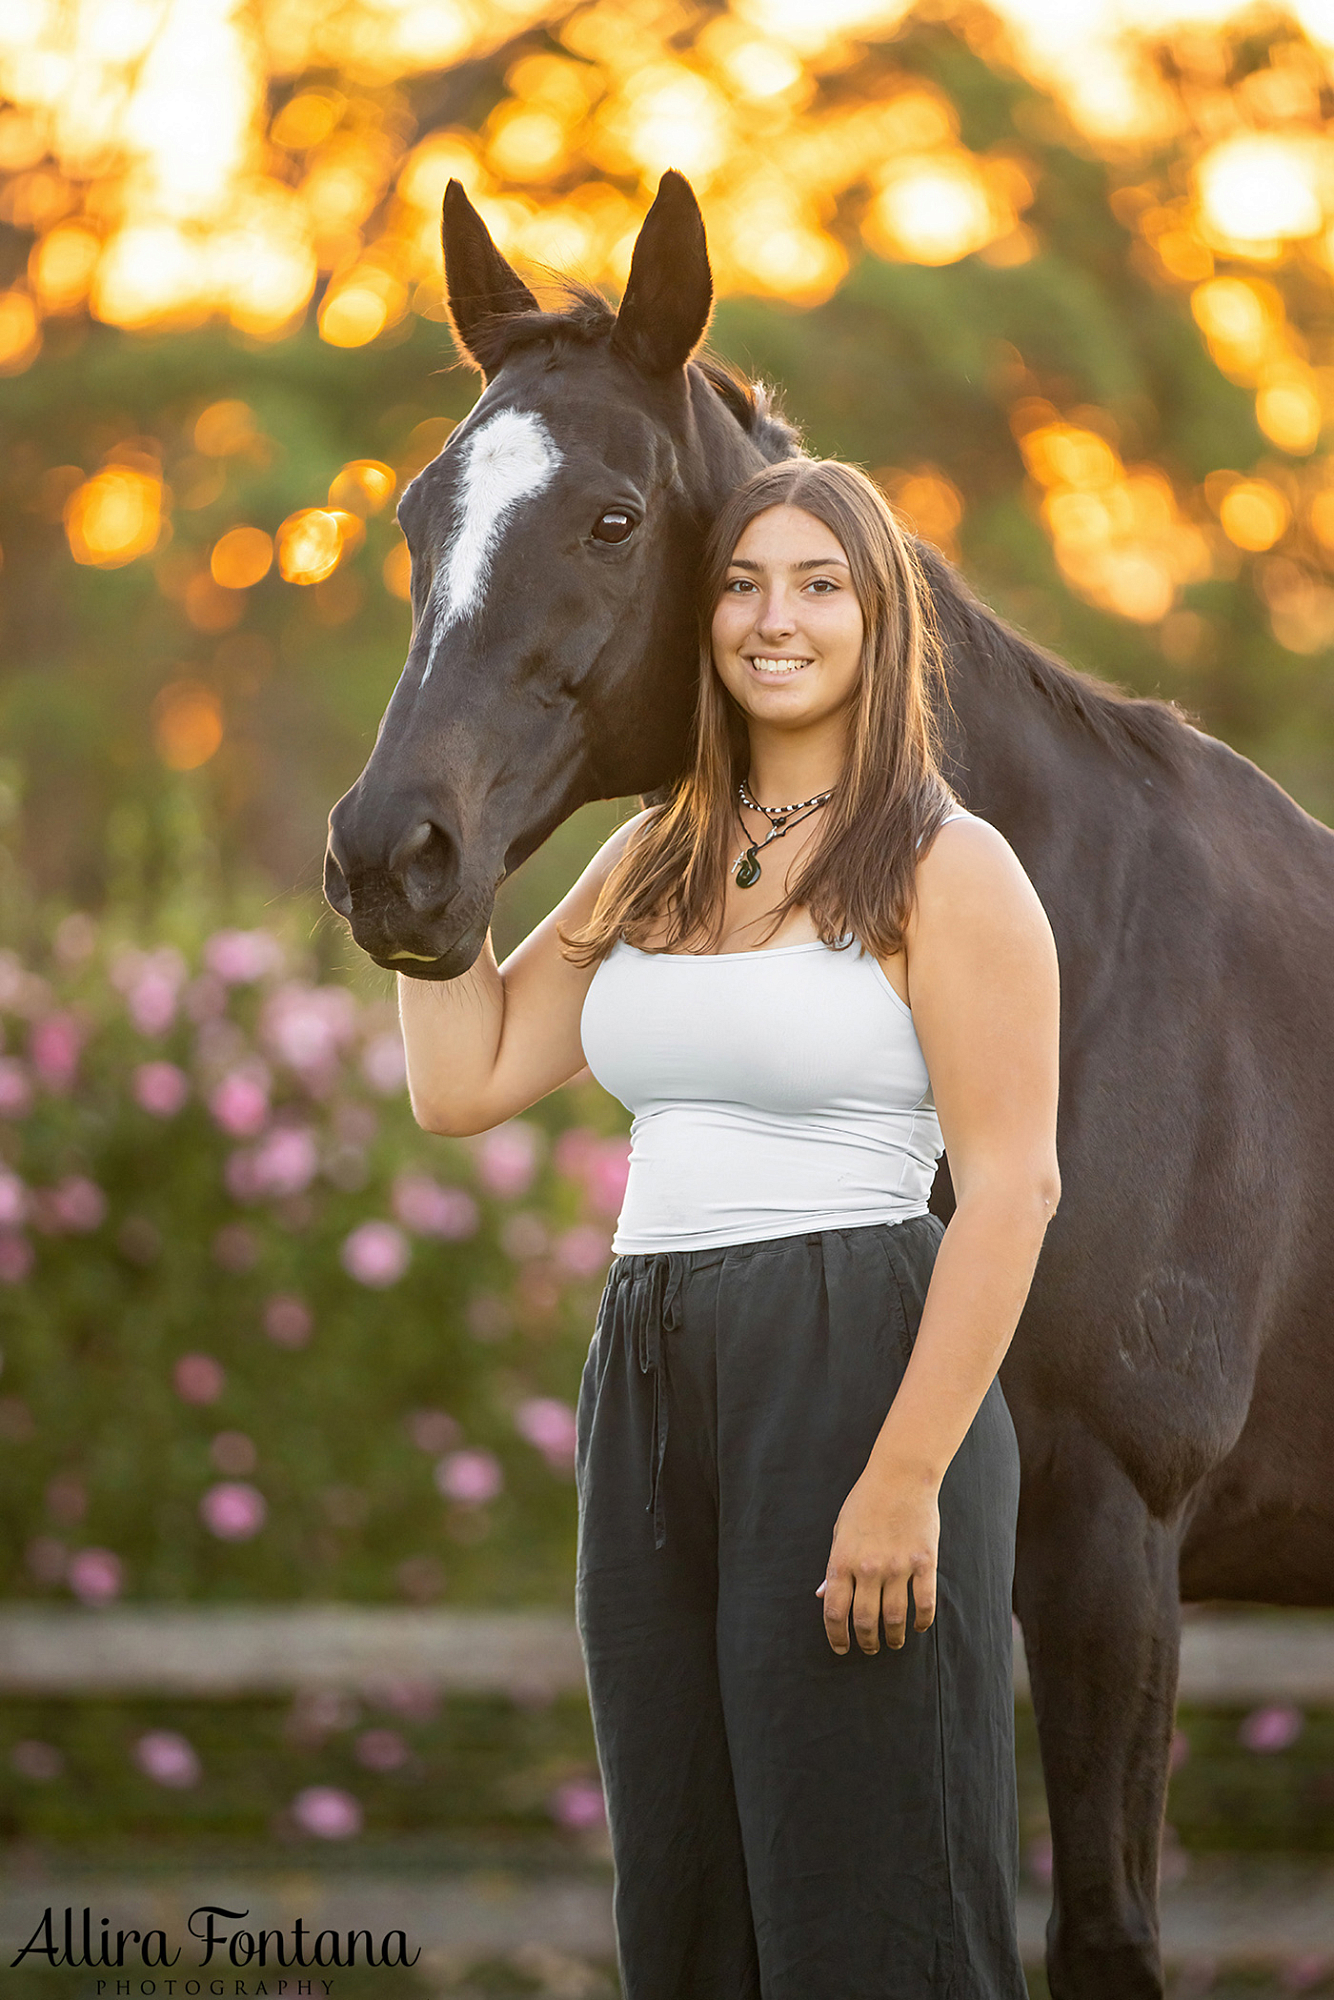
left=0, top=1692, right=599, bottom=1856
left=0, top=893, right=630, bottom=1609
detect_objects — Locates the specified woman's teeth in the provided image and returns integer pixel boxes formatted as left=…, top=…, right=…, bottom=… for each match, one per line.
left=749, top=658, right=809, bottom=674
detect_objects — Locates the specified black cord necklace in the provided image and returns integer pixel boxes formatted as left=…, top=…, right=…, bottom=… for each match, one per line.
left=732, top=778, right=836, bottom=889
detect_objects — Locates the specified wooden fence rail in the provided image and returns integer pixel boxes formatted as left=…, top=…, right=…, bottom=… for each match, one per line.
left=2, top=1606, right=1333, bottom=1700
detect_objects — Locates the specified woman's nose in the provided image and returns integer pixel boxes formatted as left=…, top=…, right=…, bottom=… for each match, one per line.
left=755, top=591, right=798, bottom=637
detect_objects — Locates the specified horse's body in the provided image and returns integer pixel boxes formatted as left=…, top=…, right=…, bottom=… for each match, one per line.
left=326, top=174, right=1334, bottom=1998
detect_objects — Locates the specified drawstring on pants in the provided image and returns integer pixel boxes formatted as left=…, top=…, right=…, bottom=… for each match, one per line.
left=636, top=1253, right=685, bottom=1549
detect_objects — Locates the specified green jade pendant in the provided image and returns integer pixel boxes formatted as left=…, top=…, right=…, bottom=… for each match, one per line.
left=731, top=783, right=835, bottom=890
left=733, top=816, right=792, bottom=888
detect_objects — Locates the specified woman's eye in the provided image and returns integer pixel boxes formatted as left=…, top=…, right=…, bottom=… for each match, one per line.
left=592, top=509, right=635, bottom=544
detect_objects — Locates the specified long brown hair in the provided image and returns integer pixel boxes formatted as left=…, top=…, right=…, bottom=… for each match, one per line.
left=564, top=459, right=952, bottom=963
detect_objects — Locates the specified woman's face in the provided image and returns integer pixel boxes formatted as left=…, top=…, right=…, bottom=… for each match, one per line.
left=710, top=504, right=865, bottom=734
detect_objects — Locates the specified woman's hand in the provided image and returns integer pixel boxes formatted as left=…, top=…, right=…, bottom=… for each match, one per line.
left=818, top=1467, right=940, bottom=1655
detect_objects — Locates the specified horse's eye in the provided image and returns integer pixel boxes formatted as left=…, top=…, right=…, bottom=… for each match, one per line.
left=592, top=509, right=635, bottom=544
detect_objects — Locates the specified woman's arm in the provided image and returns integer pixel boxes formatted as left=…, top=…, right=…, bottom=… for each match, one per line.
left=399, top=812, right=648, bottom=1137
left=820, top=817, right=1060, bottom=1656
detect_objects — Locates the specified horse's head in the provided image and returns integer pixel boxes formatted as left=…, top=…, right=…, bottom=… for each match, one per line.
left=325, top=171, right=794, bottom=977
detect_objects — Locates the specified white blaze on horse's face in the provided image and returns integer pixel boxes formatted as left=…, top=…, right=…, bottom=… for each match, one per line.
left=421, top=408, right=563, bottom=685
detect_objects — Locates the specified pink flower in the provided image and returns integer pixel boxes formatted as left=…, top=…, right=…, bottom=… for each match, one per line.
left=209, top=1069, right=270, bottom=1138
left=263, top=1293, right=313, bottom=1348
left=133, top=1061, right=189, bottom=1117
left=555, top=1130, right=630, bottom=1213
left=0, top=1170, right=28, bottom=1227
left=134, top=1729, right=201, bottom=1788
left=68, top=1547, right=122, bottom=1604
left=585, top=1139, right=631, bottom=1217
left=184, top=974, right=227, bottom=1021
left=205, top=929, right=284, bottom=985
left=355, top=1728, right=409, bottom=1773
left=30, top=1013, right=82, bottom=1091
left=435, top=1447, right=503, bottom=1505
left=475, top=1121, right=540, bottom=1197
left=372, top=1678, right=439, bottom=1721
left=48, top=1176, right=106, bottom=1233
left=0, top=1231, right=33, bottom=1283
left=227, top=1125, right=318, bottom=1201
left=405, top=1409, right=461, bottom=1453
left=1282, top=1955, right=1332, bottom=1993
left=0, top=1057, right=33, bottom=1118
left=1239, top=1704, right=1304, bottom=1752
left=392, top=1173, right=479, bottom=1240
left=12, top=1739, right=64, bottom=1781
left=27, top=1535, right=68, bottom=1583
left=54, top=912, right=97, bottom=966
left=212, top=1223, right=257, bottom=1272
left=174, top=1353, right=226, bottom=1404
left=554, top=1127, right=598, bottom=1178
left=362, top=1030, right=407, bottom=1095
left=341, top=1220, right=410, bottom=1288
left=292, top=1785, right=362, bottom=1840
left=549, top=1776, right=605, bottom=1830
left=514, top=1397, right=578, bottom=1471
left=200, top=1481, right=267, bottom=1540
left=1027, top=1836, right=1053, bottom=1886
left=112, top=947, right=187, bottom=1036
left=261, top=984, right=357, bottom=1087
left=555, top=1224, right=611, bottom=1278
left=500, top=1213, right=548, bottom=1263
left=210, top=1431, right=257, bottom=1475
left=46, top=1476, right=86, bottom=1525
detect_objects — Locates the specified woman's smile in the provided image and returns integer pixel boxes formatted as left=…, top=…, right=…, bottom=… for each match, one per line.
left=746, top=653, right=814, bottom=679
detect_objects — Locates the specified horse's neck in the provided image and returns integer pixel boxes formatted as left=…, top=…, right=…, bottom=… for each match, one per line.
left=933, top=586, right=1144, bottom=910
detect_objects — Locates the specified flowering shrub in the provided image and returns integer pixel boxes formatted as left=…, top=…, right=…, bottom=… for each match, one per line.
left=0, top=914, right=630, bottom=1606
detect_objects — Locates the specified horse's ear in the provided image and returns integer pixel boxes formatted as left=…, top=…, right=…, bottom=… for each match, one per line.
left=611, top=170, right=712, bottom=377
left=441, top=179, right=539, bottom=370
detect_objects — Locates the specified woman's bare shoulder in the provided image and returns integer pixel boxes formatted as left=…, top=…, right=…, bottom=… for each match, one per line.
left=554, top=806, right=659, bottom=926
left=912, top=811, right=1050, bottom=936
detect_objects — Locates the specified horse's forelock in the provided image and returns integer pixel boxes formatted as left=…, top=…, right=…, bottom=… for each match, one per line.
left=457, top=285, right=800, bottom=461
left=457, top=281, right=616, bottom=374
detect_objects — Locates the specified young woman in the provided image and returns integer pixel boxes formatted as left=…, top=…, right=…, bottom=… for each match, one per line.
left=400, top=459, right=1061, bottom=1999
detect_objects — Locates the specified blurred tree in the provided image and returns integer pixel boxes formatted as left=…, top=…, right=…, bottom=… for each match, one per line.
left=1, top=4, right=1332, bottom=921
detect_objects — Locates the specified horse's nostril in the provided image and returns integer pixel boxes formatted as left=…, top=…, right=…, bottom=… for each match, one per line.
left=392, top=819, right=459, bottom=916
left=389, top=820, right=435, bottom=873
left=323, top=841, right=354, bottom=919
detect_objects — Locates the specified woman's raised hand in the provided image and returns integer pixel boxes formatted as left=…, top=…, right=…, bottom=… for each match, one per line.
left=818, top=1466, right=940, bottom=1655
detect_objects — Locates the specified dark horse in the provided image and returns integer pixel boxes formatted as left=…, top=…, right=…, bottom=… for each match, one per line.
left=326, top=172, right=1334, bottom=1998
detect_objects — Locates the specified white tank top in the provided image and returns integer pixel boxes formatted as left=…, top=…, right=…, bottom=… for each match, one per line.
left=581, top=929, right=946, bottom=1257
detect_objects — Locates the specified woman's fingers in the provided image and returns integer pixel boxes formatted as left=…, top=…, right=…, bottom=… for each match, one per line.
left=823, top=1563, right=935, bottom=1653
left=912, top=1559, right=938, bottom=1633
left=853, top=1568, right=886, bottom=1654
left=821, top=1570, right=854, bottom=1654
left=879, top=1571, right=911, bottom=1650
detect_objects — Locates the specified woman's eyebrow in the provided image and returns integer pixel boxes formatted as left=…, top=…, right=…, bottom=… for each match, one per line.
left=727, top=555, right=851, bottom=572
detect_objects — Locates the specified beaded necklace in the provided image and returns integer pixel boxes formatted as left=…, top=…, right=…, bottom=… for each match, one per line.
left=731, top=778, right=836, bottom=889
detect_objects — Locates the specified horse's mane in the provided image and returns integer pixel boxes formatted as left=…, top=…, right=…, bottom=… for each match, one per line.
left=916, top=541, right=1189, bottom=767
left=464, top=285, right=1176, bottom=762
left=462, top=281, right=802, bottom=460
left=693, top=354, right=804, bottom=463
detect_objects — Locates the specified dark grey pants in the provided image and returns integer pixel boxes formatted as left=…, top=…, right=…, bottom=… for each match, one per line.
left=575, top=1216, right=1026, bottom=2000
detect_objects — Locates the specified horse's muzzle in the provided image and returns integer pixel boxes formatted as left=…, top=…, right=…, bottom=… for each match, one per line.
left=323, top=802, right=490, bottom=979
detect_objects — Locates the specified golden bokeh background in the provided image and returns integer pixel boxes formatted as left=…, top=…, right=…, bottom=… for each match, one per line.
left=3, top=0, right=1334, bottom=897
left=7, top=1, right=1334, bottom=627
